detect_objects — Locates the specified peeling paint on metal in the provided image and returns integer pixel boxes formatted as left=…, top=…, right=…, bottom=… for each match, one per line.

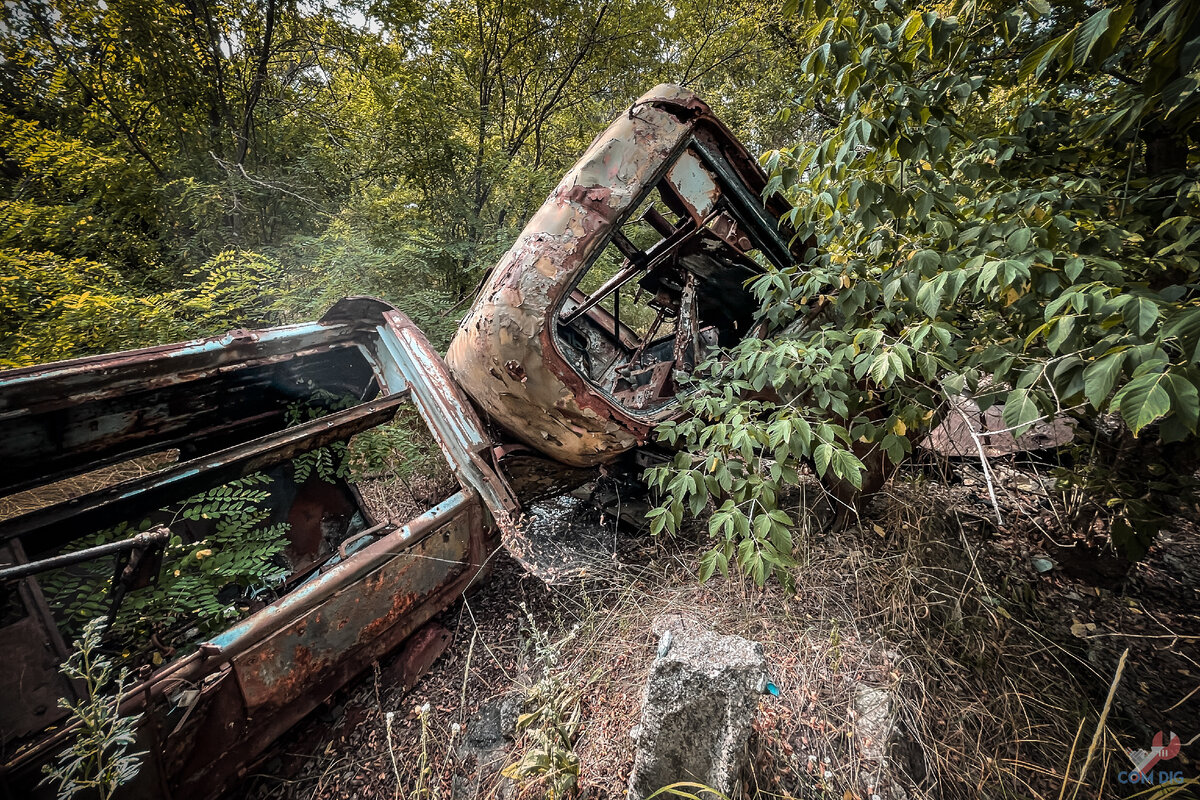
left=446, top=83, right=797, bottom=467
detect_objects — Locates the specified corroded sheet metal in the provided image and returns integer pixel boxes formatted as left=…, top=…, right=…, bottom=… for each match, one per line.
left=164, top=493, right=493, bottom=798
left=446, top=84, right=795, bottom=467
left=230, top=492, right=479, bottom=710
left=0, top=541, right=76, bottom=742
left=668, top=150, right=720, bottom=219
left=0, top=300, right=503, bottom=800
left=922, top=396, right=1076, bottom=458
left=0, top=319, right=377, bottom=496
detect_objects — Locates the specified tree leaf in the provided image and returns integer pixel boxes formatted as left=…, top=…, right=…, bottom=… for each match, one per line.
left=1083, top=351, right=1125, bottom=408
left=868, top=351, right=892, bottom=384
left=1127, top=296, right=1160, bottom=336
left=813, top=442, right=833, bottom=477
left=1113, top=373, right=1172, bottom=435
left=1073, top=9, right=1113, bottom=67
left=1164, top=373, right=1199, bottom=433
left=832, top=448, right=865, bottom=489
left=1002, top=388, right=1041, bottom=437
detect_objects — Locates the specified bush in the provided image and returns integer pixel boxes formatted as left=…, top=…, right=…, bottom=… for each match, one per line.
left=0, top=247, right=286, bottom=367
left=650, top=0, right=1200, bottom=582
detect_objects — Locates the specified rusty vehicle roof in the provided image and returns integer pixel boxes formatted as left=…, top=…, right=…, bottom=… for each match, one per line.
left=446, top=84, right=799, bottom=468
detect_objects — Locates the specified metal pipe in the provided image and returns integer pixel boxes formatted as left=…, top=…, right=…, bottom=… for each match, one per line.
left=619, top=303, right=668, bottom=373
left=613, top=285, right=621, bottom=339
left=0, top=526, right=171, bottom=582
left=559, top=259, right=645, bottom=326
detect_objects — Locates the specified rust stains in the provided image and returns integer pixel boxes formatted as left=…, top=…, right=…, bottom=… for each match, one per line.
left=447, top=84, right=802, bottom=467
left=505, top=360, right=528, bottom=383
left=0, top=300, right=503, bottom=800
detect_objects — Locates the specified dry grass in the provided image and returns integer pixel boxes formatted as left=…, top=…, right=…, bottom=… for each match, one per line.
left=511, top=471, right=1198, bottom=800
left=235, top=467, right=1200, bottom=800
left=356, top=471, right=459, bottom=526
left=858, top=479, right=1085, bottom=798
left=847, top=472, right=1198, bottom=800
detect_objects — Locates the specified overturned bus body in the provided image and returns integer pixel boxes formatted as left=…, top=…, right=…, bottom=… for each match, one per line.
left=448, top=84, right=796, bottom=469
left=0, top=299, right=520, bottom=798
left=0, top=85, right=802, bottom=799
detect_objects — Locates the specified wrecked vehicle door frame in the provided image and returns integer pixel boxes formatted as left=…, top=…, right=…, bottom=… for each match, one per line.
left=0, top=297, right=516, bottom=799
left=549, top=133, right=798, bottom=419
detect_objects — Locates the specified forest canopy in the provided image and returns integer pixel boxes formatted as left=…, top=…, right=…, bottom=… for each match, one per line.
left=0, top=0, right=802, bottom=362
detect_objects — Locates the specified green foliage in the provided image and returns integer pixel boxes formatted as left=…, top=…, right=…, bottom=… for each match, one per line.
left=282, top=388, right=452, bottom=487
left=0, top=113, right=160, bottom=271
left=42, top=475, right=290, bottom=655
left=272, top=222, right=468, bottom=351
left=286, top=389, right=357, bottom=484
left=503, top=605, right=585, bottom=799
left=502, top=678, right=583, bottom=799
left=174, top=250, right=286, bottom=330
left=345, top=404, right=452, bottom=483
left=0, top=249, right=167, bottom=367
left=41, top=388, right=397, bottom=662
left=0, top=247, right=285, bottom=367
left=652, top=0, right=1200, bottom=579
left=40, top=619, right=144, bottom=800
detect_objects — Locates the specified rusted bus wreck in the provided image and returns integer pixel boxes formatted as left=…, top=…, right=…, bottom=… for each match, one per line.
left=448, top=84, right=797, bottom=469
left=0, top=85, right=805, bottom=799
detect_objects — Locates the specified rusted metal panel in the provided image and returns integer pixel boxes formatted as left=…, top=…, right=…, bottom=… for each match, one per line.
left=230, top=494, right=477, bottom=709
left=667, top=150, right=720, bottom=219
left=0, top=542, right=77, bottom=743
left=0, top=300, right=503, bottom=800
left=446, top=84, right=800, bottom=468
left=0, top=323, right=379, bottom=496
left=170, top=495, right=494, bottom=799
left=492, top=445, right=597, bottom=504
left=202, top=493, right=473, bottom=662
left=374, top=311, right=520, bottom=519
left=922, top=396, right=1076, bottom=458
left=1, top=394, right=406, bottom=557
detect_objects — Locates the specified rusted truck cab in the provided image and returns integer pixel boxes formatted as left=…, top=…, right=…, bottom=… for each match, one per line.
left=447, top=84, right=799, bottom=468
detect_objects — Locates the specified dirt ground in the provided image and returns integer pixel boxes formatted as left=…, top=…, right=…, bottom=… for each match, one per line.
left=230, top=457, right=1200, bottom=800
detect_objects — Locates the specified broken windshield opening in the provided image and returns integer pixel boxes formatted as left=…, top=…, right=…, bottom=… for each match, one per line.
left=554, top=140, right=790, bottom=417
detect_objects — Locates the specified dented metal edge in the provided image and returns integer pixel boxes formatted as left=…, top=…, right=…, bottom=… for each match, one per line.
left=203, top=489, right=475, bottom=660
left=376, top=311, right=520, bottom=518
